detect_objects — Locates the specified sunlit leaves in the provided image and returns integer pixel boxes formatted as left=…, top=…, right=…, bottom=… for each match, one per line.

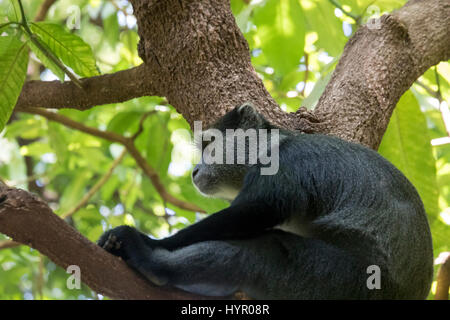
left=253, top=0, right=305, bottom=76
left=0, top=0, right=449, bottom=301
left=29, top=22, right=99, bottom=78
left=301, top=72, right=332, bottom=110
left=27, top=35, right=65, bottom=81
left=379, top=91, right=439, bottom=219
left=302, top=0, right=347, bottom=56
left=0, top=36, right=28, bottom=132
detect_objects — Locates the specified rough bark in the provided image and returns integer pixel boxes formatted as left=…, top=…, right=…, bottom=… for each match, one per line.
left=4, top=0, right=450, bottom=299
left=16, top=65, right=155, bottom=111
left=315, top=0, right=450, bottom=148
left=435, top=254, right=450, bottom=300
left=0, top=184, right=215, bottom=300
left=14, top=0, right=450, bottom=149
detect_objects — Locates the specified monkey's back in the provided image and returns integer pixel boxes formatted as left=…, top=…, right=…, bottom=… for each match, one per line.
left=275, top=133, right=433, bottom=299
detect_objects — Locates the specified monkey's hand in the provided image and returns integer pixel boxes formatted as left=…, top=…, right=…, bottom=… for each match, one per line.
left=97, top=226, right=168, bottom=286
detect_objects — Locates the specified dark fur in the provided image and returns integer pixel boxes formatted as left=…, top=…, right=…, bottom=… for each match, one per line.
left=98, top=104, right=433, bottom=299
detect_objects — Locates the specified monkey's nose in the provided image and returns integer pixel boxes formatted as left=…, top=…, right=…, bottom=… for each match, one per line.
left=192, top=167, right=199, bottom=178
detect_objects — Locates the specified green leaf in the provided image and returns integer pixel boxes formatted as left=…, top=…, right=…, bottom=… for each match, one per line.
left=378, top=90, right=439, bottom=219
left=27, top=34, right=65, bottom=81
left=253, top=0, right=305, bottom=75
left=4, top=116, right=45, bottom=140
left=29, top=22, right=99, bottom=77
left=59, top=170, right=91, bottom=214
left=103, top=13, right=120, bottom=47
left=145, top=113, right=172, bottom=173
left=106, top=111, right=142, bottom=135
left=20, top=141, right=53, bottom=157
left=48, top=122, right=69, bottom=164
left=0, top=36, right=28, bottom=132
left=301, top=72, right=332, bottom=110
left=302, top=0, right=347, bottom=56
left=2, top=1, right=20, bottom=23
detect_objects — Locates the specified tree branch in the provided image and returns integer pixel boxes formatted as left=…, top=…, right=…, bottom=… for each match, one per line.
left=6, top=0, right=450, bottom=300
left=15, top=0, right=449, bottom=149
left=34, top=0, right=57, bottom=22
left=15, top=65, right=157, bottom=111
left=18, top=107, right=205, bottom=213
left=0, top=185, right=214, bottom=299
left=61, top=148, right=127, bottom=219
left=314, top=0, right=450, bottom=148
left=435, top=253, right=450, bottom=300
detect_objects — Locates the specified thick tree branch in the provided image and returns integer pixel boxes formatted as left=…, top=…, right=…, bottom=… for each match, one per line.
left=15, top=0, right=449, bottom=149
left=0, top=185, right=213, bottom=299
left=5, top=0, right=450, bottom=300
left=15, top=65, right=157, bottom=111
left=435, top=253, right=450, bottom=300
left=314, top=0, right=450, bottom=148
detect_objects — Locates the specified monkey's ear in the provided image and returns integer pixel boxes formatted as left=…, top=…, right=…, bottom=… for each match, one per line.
left=236, top=102, right=256, bottom=117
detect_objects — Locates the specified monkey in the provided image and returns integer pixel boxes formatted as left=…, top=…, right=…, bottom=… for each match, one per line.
left=98, top=103, right=433, bottom=299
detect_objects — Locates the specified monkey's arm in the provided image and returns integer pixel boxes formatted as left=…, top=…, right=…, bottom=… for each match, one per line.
left=156, top=165, right=305, bottom=250
left=157, top=201, right=288, bottom=251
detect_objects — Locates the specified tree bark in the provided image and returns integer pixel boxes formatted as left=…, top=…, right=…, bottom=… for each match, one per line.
left=0, top=184, right=215, bottom=299
left=3, top=0, right=450, bottom=299
left=435, top=253, right=450, bottom=300
left=315, top=0, right=450, bottom=148
left=14, top=0, right=450, bottom=149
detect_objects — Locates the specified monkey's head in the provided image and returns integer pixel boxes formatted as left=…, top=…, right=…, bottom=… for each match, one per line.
left=192, top=103, right=272, bottom=202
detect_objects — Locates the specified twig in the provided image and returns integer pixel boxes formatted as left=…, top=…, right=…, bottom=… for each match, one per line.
left=17, top=107, right=128, bottom=143
left=435, top=67, right=442, bottom=101
left=17, top=107, right=205, bottom=213
left=111, top=1, right=130, bottom=16
left=0, top=240, right=20, bottom=249
left=35, top=254, right=44, bottom=299
left=415, top=80, right=441, bottom=100
left=17, top=0, right=82, bottom=88
left=300, top=53, right=309, bottom=97
left=34, top=0, right=57, bottom=22
left=3, top=173, right=45, bottom=188
left=131, top=110, right=157, bottom=140
left=61, top=148, right=127, bottom=219
left=327, top=0, right=360, bottom=23
left=0, top=148, right=126, bottom=251
left=416, top=73, right=450, bottom=138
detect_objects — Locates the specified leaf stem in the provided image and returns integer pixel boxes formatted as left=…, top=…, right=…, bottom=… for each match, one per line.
left=435, top=67, right=442, bottom=102
left=328, top=0, right=360, bottom=23
left=27, top=32, right=83, bottom=88
left=17, top=0, right=83, bottom=88
left=0, top=21, right=19, bottom=32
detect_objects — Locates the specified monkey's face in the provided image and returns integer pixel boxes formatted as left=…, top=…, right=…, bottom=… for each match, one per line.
left=192, top=103, right=268, bottom=202
left=192, top=161, right=247, bottom=202
left=192, top=125, right=249, bottom=201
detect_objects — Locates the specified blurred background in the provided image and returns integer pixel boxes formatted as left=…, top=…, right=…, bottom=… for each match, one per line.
left=0, top=0, right=448, bottom=299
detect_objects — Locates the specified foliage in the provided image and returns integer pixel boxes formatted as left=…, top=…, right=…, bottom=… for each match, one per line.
left=0, top=0, right=448, bottom=299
